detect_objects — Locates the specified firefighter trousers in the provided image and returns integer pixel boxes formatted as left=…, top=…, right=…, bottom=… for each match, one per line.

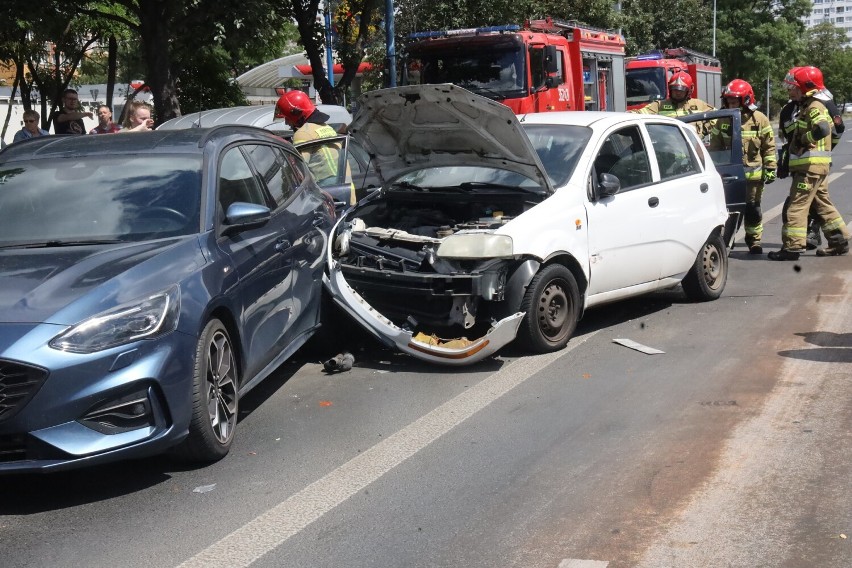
left=781, top=172, right=850, bottom=251
left=744, top=181, right=765, bottom=247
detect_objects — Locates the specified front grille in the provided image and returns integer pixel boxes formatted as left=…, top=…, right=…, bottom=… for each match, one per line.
left=0, top=360, right=49, bottom=422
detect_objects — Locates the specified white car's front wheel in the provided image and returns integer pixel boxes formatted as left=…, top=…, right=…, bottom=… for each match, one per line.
left=517, top=264, right=580, bottom=353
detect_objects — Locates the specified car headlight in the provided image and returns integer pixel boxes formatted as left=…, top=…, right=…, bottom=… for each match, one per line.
left=436, top=234, right=513, bottom=259
left=50, top=286, right=181, bottom=354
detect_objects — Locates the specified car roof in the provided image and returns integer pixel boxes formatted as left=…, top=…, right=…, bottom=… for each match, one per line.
left=156, top=104, right=353, bottom=134
left=0, top=125, right=290, bottom=161
left=518, top=111, right=685, bottom=129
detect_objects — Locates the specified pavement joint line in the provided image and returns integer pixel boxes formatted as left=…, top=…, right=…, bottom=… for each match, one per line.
left=175, top=330, right=599, bottom=568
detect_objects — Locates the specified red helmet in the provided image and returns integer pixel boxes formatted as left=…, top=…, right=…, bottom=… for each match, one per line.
left=275, top=90, right=316, bottom=126
left=723, top=78, right=755, bottom=107
left=785, top=66, right=825, bottom=93
left=668, top=71, right=694, bottom=96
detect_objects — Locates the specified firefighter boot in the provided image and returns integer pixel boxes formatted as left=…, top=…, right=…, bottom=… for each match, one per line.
left=816, top=240, right=849, bottom=257
left=805, top=217, right=822, bottom=250
left=768, top=248, right=803, bottom=261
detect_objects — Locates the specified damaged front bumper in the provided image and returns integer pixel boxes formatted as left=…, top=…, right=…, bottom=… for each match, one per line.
left=324, top=263, right=524, bottom=365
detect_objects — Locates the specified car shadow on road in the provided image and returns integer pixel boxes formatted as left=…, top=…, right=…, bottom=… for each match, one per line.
left=778, top=331, right=852, bottom=363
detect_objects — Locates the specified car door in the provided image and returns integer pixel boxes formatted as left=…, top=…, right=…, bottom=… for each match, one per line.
left=585, top=124, right=666, bottom=295
left=679, top=109, right=746, bottom=247
left=642, top=120, right=723, bottom=278
left=216, top=144, right=294, bottom=382
left=242, top=143, right=331, bottom=346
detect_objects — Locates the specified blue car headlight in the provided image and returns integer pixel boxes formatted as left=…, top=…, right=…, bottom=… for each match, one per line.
left=50, top=286, right=181, bottom=354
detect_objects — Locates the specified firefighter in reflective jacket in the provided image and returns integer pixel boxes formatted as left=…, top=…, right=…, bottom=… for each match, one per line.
left=631, top=71, right=715, bottom=117
left=768, top=66, right=850, bottom=260
left=275, top=90, right=355, bottom=205
left=710, top=79, right=776, bottom=254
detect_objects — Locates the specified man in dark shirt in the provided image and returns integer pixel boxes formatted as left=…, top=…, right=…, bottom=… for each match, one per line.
left=54, top=89, right=92, bottom=135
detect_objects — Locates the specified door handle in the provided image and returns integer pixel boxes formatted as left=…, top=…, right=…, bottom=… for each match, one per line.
left=648, top=197, right=659, bottom=208
left=700, top=183, right=709, bottom=193
left=275, top=238, right=292, bottom=252
left=720, top=174, right=739, bottom=182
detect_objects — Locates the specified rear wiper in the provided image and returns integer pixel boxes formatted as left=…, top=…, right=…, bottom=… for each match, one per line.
left=0, top=239, right=124, bottom=249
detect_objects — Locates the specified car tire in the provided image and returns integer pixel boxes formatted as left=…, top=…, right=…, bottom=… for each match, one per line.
left=175, top=318, right=239, bottom=462
left=682, top=233, right=728, bottom=301
left=517, top=264, right=580, bottom=353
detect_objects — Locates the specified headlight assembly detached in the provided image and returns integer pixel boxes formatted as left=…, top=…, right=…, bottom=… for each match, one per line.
left=50, top=286, right=181, bottom=353
left=437, top=234, right=513, bottom=259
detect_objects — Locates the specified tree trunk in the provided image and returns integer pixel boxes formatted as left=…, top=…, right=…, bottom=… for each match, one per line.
left=106, top=35, right=117, bottom=108
left=137, top=0, right=181, bottom=123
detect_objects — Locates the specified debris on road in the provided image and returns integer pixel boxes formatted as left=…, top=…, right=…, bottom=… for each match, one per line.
left=192, top=484, right=216, bottom=494
left=323, top=352, right=354, bottom=373
left=612, top=338, right=665, bottom=355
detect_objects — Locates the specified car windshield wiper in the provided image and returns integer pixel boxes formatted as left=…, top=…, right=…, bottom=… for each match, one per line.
left=0, top=239, right=125, bottom=249
left=391, top=181, right=427, bottom=191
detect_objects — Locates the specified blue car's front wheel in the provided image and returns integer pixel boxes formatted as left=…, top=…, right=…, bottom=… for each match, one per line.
left=176, top=318, right=239, bottom=462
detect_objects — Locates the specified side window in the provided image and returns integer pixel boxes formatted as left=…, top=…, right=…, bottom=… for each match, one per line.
left=218, top=147, right=268, bottom=215
left=529, top=47, right=545, bottom=89
left=244, top=144, right=299, bottom=207
left=646, top=123, right=701, bottom=181
left=592, top=126, right=652, bottom=191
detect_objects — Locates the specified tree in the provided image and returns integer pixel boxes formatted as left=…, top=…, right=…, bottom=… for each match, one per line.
left=287, top=0, right=383, bottom=105
left=806, top=23, right=852, bottom=104
left=618, top=0, right=711, bottom=55
left=714, top=0, right=811, bottom=113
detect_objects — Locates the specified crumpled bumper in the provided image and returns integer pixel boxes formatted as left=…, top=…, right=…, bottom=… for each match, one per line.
left=323, top=262, right=524, bottom=366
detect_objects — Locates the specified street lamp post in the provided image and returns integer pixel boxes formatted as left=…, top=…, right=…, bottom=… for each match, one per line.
left=712, top=0, right=717, bottom=57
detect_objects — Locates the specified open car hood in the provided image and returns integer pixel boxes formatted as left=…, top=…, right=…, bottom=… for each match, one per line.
left=349, top=84, right=553, bottom=194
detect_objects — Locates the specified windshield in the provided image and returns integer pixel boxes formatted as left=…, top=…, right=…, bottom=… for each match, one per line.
left=410, top=48, right=526, bottom=99
left=521, top=124, right=593, bottom=187
left=0, top=155, right=202, bottom=245
left=626, top=67, right=668, bottom=106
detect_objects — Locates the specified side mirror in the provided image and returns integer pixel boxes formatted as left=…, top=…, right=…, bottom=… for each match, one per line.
left=544, top=46, right=558, bottom=74
left=223, top=202, right=271, bottom=234
left=597, top=172, right=621, bottom=198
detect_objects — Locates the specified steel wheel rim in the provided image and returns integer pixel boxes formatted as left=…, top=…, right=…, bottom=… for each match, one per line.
left=702, top=243, right=723, bottom=290
left=205, top=330, right=237, bottom=445
left=538, top=279, right=571, bottom=342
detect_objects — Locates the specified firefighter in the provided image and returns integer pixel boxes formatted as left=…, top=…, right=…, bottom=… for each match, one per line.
left=710, top=79, right=776, bottom=254
left=631, top=71, right=714, bottom=117
left=275, top=90, right=355, bottom=205
left=779, top=68, right=845, bottom=250
left=768, top=66, right=850, bottom=260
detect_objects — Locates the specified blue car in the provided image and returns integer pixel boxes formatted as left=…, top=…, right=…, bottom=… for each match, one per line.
left=0, top=126, right=335, bottom=473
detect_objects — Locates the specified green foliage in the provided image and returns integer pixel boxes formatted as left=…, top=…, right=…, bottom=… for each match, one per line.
left=618, top=0, right=712, bottom=55
left=176, top=46, right=248, bottom=114
left=714, top=0, right=811, bottom=114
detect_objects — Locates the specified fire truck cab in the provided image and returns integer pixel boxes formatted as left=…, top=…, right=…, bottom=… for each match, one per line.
left=625, top=47, right=722, bottom=110
left=403, top=18, right=627, bottom=114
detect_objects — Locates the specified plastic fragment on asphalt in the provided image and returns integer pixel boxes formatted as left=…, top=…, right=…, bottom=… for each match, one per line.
left=612, top=338, right=665, bottom=354
left=193, top=484, right=216, bottom=494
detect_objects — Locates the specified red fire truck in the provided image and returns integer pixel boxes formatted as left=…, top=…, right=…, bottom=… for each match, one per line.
left=625, top=47, right=722, bottom=110
left=403, top=18, right=627, bottom=114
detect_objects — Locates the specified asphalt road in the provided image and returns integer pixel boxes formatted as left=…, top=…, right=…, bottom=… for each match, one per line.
left=1, top=131, right=850, bottom=568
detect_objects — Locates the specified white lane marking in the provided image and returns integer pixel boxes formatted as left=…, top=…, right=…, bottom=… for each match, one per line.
left=177, top=332, right=599, bottom=568
left=734, top=171, right=845, bottom=241
left=559, top=560, right=609, bottom=568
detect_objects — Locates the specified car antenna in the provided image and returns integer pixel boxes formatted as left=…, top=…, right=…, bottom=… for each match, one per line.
left=192, top=110, right=204, bottom=128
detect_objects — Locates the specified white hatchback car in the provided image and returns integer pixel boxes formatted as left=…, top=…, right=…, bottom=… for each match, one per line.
left=324, top=85, right=730, bottom=365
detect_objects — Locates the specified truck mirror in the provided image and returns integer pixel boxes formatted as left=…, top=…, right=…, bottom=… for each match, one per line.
left=544, top=46, right=558, bottom=74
